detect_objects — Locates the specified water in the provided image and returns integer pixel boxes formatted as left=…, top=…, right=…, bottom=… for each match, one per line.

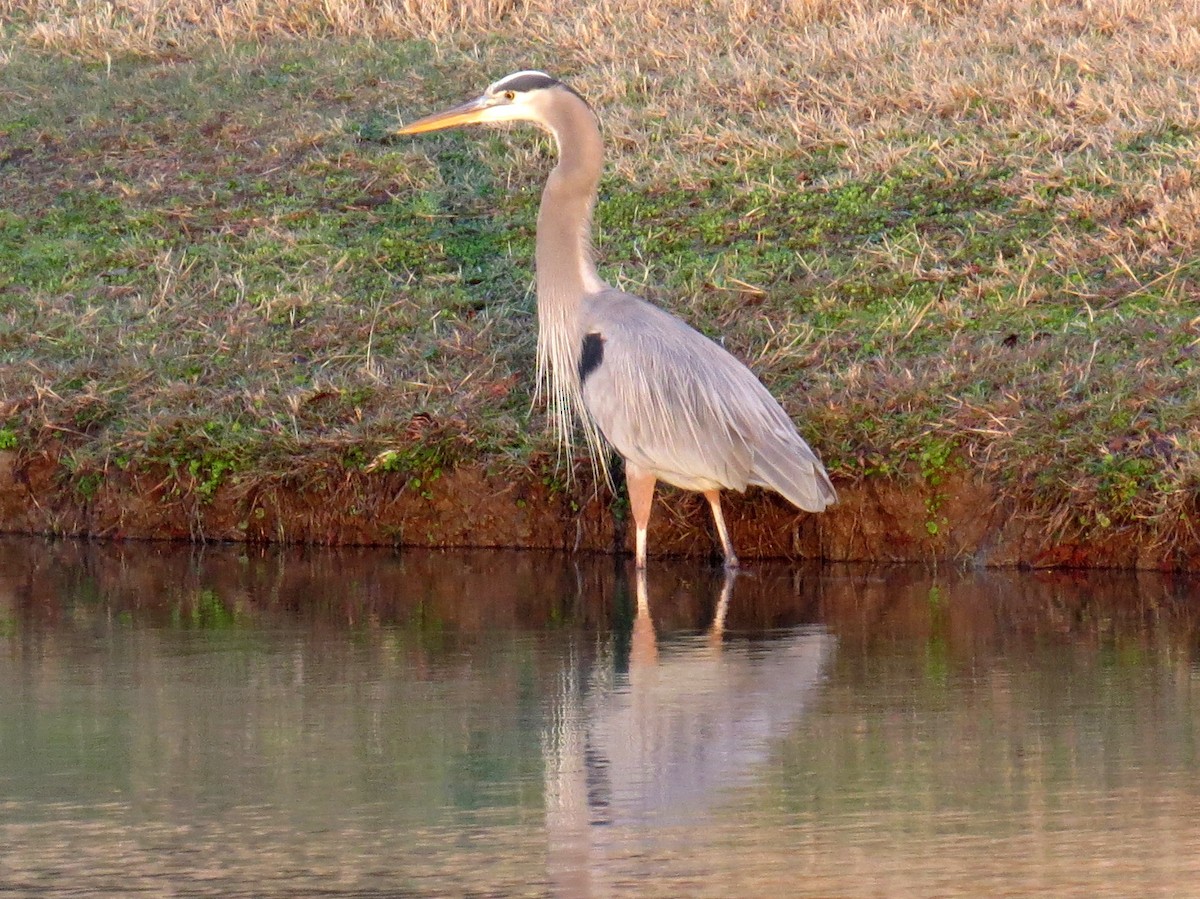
left=2, top=537, right=1199, bottom=897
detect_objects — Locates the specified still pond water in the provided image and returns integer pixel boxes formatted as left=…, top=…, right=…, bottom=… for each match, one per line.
left=3, top=537, right=1200, bottom=897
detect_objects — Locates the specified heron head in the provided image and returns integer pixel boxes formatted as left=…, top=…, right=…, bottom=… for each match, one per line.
left=395, top=70, right=575, bottom=135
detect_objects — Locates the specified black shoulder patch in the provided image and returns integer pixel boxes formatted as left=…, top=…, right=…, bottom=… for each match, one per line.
left=579, top=332, right=604, bottom=383
left=492, top=71, right=560, bottom=94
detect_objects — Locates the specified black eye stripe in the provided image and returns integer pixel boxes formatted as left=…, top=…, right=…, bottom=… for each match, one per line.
left=492, top=72, right=559, bottom=94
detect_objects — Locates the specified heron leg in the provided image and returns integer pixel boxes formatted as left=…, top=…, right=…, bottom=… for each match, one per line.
left=703, top=490, right=739, bottom=569
left=625, top=462, right=656, bottom=570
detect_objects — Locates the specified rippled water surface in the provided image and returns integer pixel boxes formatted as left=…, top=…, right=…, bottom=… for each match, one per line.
left=3, top=537, right=1200, bottom=897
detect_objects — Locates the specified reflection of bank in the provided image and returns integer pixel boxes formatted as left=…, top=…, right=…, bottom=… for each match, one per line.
left=544, top=569, right=835, bottom=893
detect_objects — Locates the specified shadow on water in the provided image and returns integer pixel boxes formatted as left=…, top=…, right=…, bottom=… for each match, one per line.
left=2, top=536, right=1200, bottom=896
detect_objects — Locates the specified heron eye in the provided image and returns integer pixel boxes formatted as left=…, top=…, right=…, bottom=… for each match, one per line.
left=503, top=90, right=516, bottom=101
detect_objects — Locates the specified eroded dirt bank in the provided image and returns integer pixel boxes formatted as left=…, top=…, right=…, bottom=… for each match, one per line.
left=1, top=450, right=1196, bottom=570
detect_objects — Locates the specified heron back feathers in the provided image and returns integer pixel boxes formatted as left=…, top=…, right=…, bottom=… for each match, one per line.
left=579, top=289, right=836, bottom=510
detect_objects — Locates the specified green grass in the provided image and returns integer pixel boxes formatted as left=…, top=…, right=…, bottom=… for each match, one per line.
left=1, top=44, right=550, bottom=487
left=1, top=8, right=1198, bottom=545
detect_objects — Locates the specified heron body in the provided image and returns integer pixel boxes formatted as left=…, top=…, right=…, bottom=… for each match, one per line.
left=398, top=71, right=836, bottom=568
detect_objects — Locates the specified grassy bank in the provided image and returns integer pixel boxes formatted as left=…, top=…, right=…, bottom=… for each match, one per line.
left=1, top=0, right=1198, bottom=548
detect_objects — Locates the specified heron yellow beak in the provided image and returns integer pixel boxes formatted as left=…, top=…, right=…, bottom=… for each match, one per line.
left=395, top=96, right=493, bottom=135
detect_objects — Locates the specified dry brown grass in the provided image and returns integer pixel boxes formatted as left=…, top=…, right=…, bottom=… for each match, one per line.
left=8, top=0, right=1199, bottom=176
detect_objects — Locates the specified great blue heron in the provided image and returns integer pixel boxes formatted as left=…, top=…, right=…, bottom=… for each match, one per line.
left=397, top=70, right=836, bottom=568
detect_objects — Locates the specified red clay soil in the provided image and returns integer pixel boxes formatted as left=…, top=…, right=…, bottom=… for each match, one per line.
left=1, top=449, right=1197, bottom=570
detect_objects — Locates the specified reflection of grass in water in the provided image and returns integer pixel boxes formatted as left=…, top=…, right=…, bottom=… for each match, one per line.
left=923, top=584, right=950, bottom=689
left=171, top=587, right=242, bottom=629
left=405, top=600, right=446, bottom=639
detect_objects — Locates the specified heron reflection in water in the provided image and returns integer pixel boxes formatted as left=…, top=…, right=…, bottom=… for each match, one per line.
left=397, top=72, right=836, bottom=568
left=540, top=569, right=834, bottom=892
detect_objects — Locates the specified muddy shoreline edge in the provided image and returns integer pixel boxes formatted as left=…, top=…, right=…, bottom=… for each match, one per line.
left=2, top=450, right=1196, bottom=571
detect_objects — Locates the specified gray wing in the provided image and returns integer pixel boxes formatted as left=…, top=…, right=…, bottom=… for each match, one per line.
left=579, top=289, right=836, bottom=511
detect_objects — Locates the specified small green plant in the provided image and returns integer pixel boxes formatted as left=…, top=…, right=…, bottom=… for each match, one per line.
left=342, top=446, right=368, bottom=470
left=1089, top=451, right=1161, bottom=518
left=75, top=471, right=103, bottom=501
left=369, top=449, right=403, bottom=472
left=924, top=499, right=946, bottom=537
left=0, top=428, right=17, bottom=450
left=187, top=456, right=235, bottom=502
left=916, top=438, right=957, bottom=537
left=366, top=439, right=452, bottom=479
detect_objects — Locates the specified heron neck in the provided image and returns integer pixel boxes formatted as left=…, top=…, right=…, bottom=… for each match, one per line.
left=536, top=94, right=605, bottom=318
left=531, top=89, right=609, bottom=474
